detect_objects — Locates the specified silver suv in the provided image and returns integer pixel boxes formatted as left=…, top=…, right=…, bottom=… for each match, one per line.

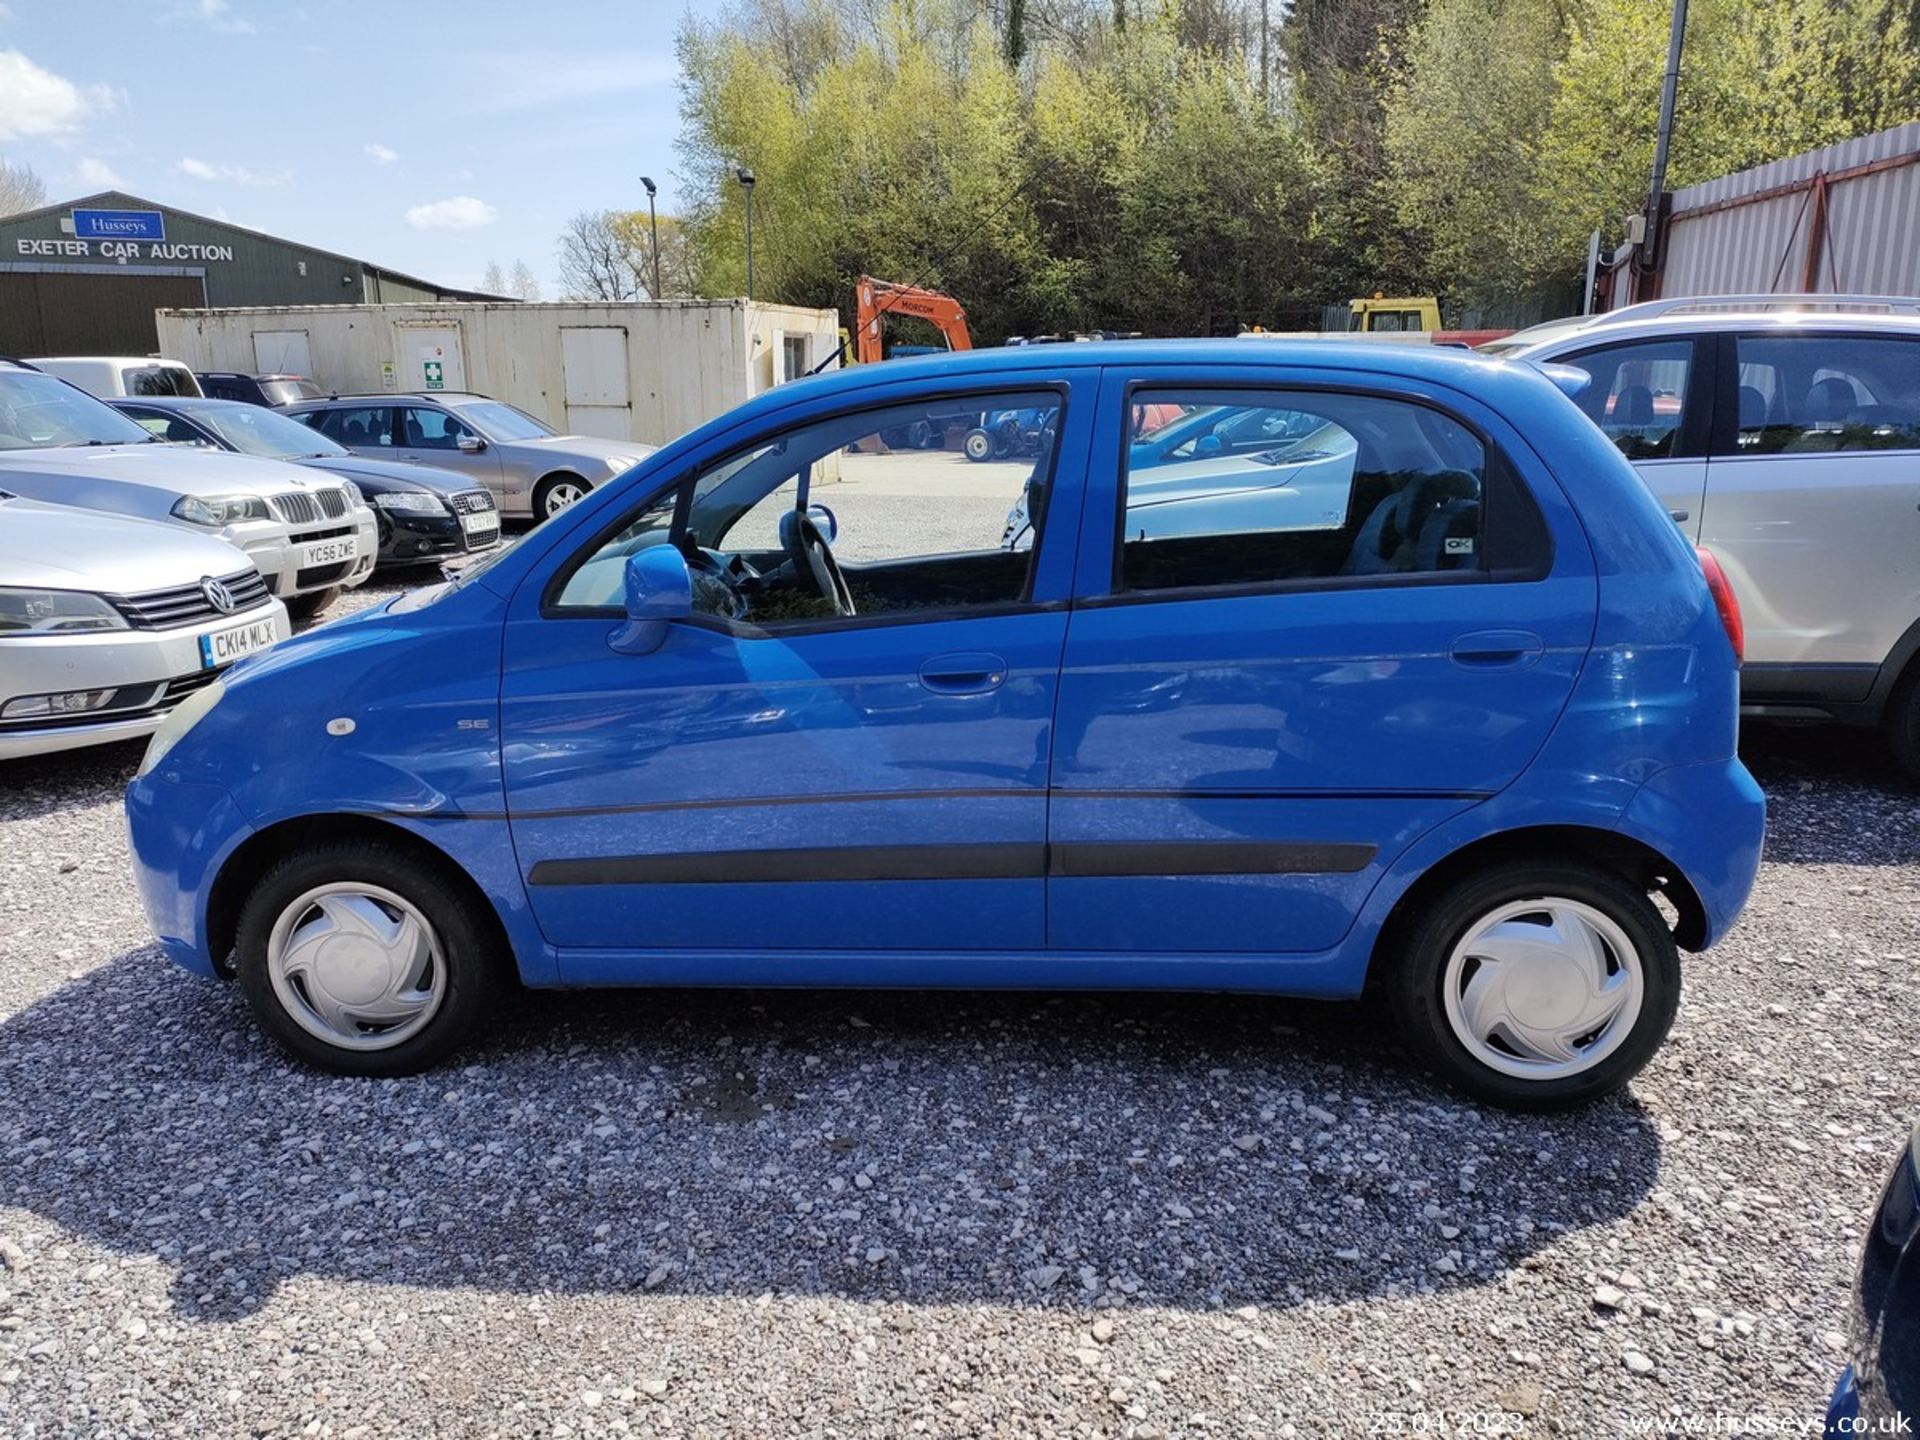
left=1498, top=295, right=1920, bottom=771
left=285, top=393, right=655, bottom=521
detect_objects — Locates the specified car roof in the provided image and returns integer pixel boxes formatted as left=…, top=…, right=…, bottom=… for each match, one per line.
left=107, top=394, right=262, bottom=412
left=292, top=391, right=488, bottom=404
left=26, top=355, right=193, bottom=366
left=200, top=371, right=307, bottom=381
left=1502, top=297, right=1920, bottom=356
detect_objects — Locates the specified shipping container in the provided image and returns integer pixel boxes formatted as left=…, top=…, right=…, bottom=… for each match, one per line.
left=156, top=299, right=843, bottom=447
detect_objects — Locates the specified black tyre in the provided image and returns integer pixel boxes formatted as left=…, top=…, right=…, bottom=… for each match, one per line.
left=233, top=839, right=508, bottom=1077
left=963, top=428, right=994, bottom=462
left=1386, top=859, right=1680, bottom=1110
left=533, top=474, right=589, bottom=520
left=283, top=586, right=339, bottom=623
left=1884, top=665, right=1920, bottom=780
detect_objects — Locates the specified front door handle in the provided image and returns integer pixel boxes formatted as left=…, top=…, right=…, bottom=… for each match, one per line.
left=919, top=652, right=1007, bottom=695
left=1450, top=630, right=1544, bottom=668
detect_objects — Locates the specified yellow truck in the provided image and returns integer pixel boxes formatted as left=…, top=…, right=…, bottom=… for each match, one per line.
left=1347, top=295, right=1443, bottom=333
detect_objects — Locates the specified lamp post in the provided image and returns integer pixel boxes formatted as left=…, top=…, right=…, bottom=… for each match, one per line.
left=639, top=175, right=661, bottom=300
left=734, top=166, right=756, bottom=300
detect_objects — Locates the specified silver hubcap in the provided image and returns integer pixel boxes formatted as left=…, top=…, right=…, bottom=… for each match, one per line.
left=543, top=481, right=585, bottom=515
left=1441, top=896, right=1644, bottom=1080
left=266, top=883, right=446, bottom=1051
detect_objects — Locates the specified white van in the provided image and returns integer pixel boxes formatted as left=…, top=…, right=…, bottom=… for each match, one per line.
left=26, top=355, right=203, bottom=399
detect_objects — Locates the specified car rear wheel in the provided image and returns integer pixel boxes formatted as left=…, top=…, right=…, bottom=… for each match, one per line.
left=282, top=586, right=339, bottom=623
left=533, top=474, right=588, bottom=519
left=233, top=840, right=507, bottom=1077
left=1386, top=859, right=1679, bottom=1110
left=1883, top=665, right=1920, bottom=780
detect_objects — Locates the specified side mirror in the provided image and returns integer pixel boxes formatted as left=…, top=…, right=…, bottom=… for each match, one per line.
left=805, top=503, right=837, bottom=542
left=456, top=433, right=485, bottom=453
left=609, top=544, right=692, bottom=655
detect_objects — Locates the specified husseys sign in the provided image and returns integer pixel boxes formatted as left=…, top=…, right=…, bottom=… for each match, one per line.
left=14, top=208, right=235, bottom=263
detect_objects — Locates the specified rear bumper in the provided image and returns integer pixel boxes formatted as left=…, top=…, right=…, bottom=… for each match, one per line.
left=1615, top=757, right=1765, bottom=949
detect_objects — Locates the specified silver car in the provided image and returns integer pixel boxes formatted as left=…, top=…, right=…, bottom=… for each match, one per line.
left=1498, top=294, right=1920, bottom=771
left=0, top=362, right=378, bottom=620
left=284, top=393, right=655, bottom=521
left=0, top=491, right=289, bottom=761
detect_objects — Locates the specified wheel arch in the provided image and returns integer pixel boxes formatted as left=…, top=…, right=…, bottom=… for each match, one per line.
left=533, top=470, right=590, bottom=508
left=206, top=813, right=514, bottom=981
left=1368, top=823, right=1708, bottom=987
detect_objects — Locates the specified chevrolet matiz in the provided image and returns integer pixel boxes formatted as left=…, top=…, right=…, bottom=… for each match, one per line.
left=126, top=341, right=1765, bottom=1109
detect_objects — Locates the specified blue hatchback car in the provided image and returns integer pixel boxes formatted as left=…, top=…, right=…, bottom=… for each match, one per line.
left=125, top=341, right=1764, bottom=1106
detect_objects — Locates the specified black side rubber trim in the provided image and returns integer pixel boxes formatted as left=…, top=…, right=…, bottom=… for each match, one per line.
left=1048, top=841, right=1376, bottom=877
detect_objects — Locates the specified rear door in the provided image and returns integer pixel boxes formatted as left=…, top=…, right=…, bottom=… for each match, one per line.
left=1699, top=330, right=1920, bottom=675
left=1046, top=364, right=1593, bottom=962
left=1552, top=335, right=1712, bottom=538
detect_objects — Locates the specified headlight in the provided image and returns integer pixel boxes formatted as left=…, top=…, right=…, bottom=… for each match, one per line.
left=0, top=587, right=129, bottom=634
left=339, top=480, right=366, bottom=508
left=136, top=676, right=226, bottom=778
left=605, top=456, right=638, bottom=475
left=172, top=494, right=271, bottom=526
left=373, top=491, right=449, bottom=514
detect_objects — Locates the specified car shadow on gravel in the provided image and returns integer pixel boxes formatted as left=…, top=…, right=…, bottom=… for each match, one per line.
left=1, top=946, right=1659, bottom=1323
left=1740, top=722, right=1919, bottom=865
left=0, top=741, right=145, bottom=820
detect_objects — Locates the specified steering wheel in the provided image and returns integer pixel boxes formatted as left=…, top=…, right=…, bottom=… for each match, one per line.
left=778, top=508, right=855, bottom=617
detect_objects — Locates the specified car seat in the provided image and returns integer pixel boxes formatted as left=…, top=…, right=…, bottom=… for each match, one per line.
left=1805, top=377, right=1856, bottom=426
left=1738, top=385, right=1770, bottom=431
left=1343, top=470, right=1481, bottom=575
left=1612, top=386, right=1655, bottom=429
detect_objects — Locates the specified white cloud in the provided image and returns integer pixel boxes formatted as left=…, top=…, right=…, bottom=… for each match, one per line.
left=74, top=156, right=122, bottom=188
left=174, top=154, right=290, bottom=186
left=0, top=50, right=116, bottom=142
left=362, top=142, right=399, bottom=166
left=167, top=0, right=256, bottom=33
left=404, top=195, right=497, bottom=230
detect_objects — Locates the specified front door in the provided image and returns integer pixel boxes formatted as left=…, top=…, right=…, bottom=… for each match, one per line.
left=500, top=375, right=1094, bottom=980
left=393, top=403, right=504, bottom=501
left=1698, top=331, right=1920, bottom=674
left=1047, top=369, right=1592, bottom=964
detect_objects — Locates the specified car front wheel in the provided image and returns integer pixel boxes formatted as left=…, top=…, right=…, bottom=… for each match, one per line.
left=233, top=840, right=506, bottom=1076
left=533, top=474, right=588, bottom=519
left=283, top=586, right=339, bottom=623
left=1387, top=860, right=1680, bottom=1110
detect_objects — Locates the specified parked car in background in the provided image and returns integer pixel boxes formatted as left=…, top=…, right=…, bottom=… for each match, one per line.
left=0, top=489, right=288, bottom=761
left=283, top=392, right=655, bottom=521
left=110, top=397, right=500, bottom=569
left=197, top=372, right=325, bottom=408
left=0, top=360, right=376, bottom=620
left=127, top=341, right=1761, bottom=1105
left=1498, top=294, right=1920, bottom=773
left=27, top=355, right=202, bottom=399
left=1826, top=1120, right=1918, bottom=1434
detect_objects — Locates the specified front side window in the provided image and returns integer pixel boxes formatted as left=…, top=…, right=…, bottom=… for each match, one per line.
left=1116, top=389, right=1491, bottom=594
left=400, top=406, right=474, bottom=449
left=1564, top=340, right=1693, bottom=460
left=552, top=390, right=1063, bottom=627
left=1729, top=334, right=1920, bottom=455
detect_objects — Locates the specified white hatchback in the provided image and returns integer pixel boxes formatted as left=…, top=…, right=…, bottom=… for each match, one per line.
left=1499, top=295, right=1920, bottom=772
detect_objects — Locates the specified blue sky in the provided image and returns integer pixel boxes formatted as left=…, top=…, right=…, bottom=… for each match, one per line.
left=0, top=0, right=728, bottom=294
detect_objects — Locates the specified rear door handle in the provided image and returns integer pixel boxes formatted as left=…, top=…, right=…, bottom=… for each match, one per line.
left=919, top=652, right=1007, bottom=695
left=1450, top=629, right=1544, bottom=668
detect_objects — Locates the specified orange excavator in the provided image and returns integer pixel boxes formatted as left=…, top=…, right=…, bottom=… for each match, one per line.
left=853, top=276, right=973, bottom=364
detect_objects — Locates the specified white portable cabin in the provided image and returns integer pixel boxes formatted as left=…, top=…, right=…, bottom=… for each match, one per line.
left=155, top=299, right=843, bottom=446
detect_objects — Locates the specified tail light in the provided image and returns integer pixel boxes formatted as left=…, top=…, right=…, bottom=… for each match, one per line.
left=1696, top=547, right=1743, bottom=665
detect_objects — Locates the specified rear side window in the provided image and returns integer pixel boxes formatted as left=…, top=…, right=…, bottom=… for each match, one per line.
left=313, top=405, right=392, bottom=446
left=125, top=364, right=199, bottom=398
left=1115, top=389, right=1510, bottom=594
left=1729, top=334, right=1920, bottom=454
left=1562, top=340, right=1694, bottom=459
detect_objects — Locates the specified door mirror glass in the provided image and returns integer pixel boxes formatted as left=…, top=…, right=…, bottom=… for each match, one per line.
left=610, top=544, right=692, bottom=654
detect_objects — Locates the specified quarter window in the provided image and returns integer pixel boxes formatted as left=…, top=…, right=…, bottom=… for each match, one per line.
left=552, top=391, right=1064, bottom=627
left=1116, top=390, right=1491, bottom=594
left=1728, top=334, right=1920, bottom=455
left=1563, top=340, right=1693, bottom=459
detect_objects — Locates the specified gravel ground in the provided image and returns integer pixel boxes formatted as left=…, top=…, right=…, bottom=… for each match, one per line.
left=0, top=574, right=1915, bottom=1437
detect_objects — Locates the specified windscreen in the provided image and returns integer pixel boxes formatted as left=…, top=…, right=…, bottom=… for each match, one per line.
left=0, top=371, right=157, bottom=450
